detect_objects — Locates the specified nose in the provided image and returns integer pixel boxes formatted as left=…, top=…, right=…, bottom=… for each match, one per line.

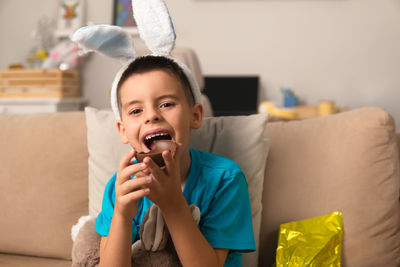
left=144, top=108, right=160, bottom=124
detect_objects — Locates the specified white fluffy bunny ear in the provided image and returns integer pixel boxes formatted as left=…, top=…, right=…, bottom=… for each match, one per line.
left=72, top=24, right=135, bottom=63
left=132, top=0, right=176, bottom=56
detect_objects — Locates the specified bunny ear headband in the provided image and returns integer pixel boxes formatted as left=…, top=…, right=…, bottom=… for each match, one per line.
left=71, top=0, right=202, bottom=121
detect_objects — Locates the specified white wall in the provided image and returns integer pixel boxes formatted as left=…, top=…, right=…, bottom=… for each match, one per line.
left=167, top=0, right=400, bottom=124
left=1, top=0, right=400, bottom=126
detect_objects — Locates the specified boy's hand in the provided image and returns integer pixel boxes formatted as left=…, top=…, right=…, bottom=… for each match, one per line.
left=141, top=144, right=184, bottom=210
left=114, top=149, right=152, bottom=221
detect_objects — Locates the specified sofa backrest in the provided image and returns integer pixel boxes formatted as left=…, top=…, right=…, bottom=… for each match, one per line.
left=259, top=107, right=400, bottom=267
left=0, top=112, right=89, bottom=260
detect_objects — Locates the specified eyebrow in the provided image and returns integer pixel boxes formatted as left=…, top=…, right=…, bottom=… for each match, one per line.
left=123, top=100, right=140, bottom=109
left=122, top=94, right=180, bottom=108
left=156, top=94, right=180, bottom=101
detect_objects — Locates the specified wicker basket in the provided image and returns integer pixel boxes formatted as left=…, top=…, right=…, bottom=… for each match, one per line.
left=0, top=69, right=80, bottom=98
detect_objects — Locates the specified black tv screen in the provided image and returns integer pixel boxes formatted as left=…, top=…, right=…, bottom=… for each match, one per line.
left=203, top=76, right=259, bottom=116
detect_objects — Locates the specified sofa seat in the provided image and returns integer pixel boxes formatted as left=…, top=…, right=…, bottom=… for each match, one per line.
left=0, top=253, right=71, bottom=267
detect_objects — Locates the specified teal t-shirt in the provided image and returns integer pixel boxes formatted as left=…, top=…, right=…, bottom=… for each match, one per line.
left=96, top=148, right=256, bottom=266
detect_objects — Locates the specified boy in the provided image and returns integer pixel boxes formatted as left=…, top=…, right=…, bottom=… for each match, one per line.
left=95, top=55, right=255, bottom=267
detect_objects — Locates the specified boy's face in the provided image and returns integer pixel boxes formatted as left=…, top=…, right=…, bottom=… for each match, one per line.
left=116, top=70, right=203, bottom=154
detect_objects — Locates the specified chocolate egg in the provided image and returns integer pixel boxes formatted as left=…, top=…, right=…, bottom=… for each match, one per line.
left=136, top=140, right=177, bottom=167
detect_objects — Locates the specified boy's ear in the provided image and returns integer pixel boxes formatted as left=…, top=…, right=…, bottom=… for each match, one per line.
left=190, top=103, right=204, bottom=130
left=116, top=120, right=129, bottom=144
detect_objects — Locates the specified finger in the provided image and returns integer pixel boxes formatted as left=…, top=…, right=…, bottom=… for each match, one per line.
left=136, top=166, right=151, bottom=176
left=117, top=161, right=147, bottom=185
left=119, top=176, right=152, bottom=195
left=119, top=188, right=150, bottom=205
left=135, top=170, right=147, bottom=178
left=142, top=156, right=164, bottom=180
left=168, top=142, right=183, bottom=171
left=163, top=149, right=175, bottom=175
left=118, top=149, right=136, bottom=171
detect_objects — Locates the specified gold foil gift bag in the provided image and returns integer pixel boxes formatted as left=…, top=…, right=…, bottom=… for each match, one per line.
left=276, top=211, right=343, bottom=267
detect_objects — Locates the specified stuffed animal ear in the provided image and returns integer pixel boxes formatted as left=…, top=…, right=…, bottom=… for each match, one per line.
left=140, top=204, right=168, bottom=252
left=72, top=24, right=135, bottom=63
left=132, top=0, right=176, bottom=56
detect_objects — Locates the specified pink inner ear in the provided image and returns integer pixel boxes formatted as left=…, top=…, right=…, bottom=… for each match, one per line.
left=152, top=140, right=177, bottom=156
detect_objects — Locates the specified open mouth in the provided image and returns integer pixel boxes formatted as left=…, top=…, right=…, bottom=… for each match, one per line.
left=143, top=131, right=172, bottom=151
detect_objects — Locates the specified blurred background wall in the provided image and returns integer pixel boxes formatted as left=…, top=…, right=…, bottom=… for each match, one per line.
left=1, top=0, right=400, bottom=125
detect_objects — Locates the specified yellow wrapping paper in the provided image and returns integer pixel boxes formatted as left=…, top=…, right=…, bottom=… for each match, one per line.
left=276, top=211, right=343, bottom=267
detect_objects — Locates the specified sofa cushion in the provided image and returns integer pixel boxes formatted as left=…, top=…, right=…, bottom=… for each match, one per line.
left=0, top=112, right=89, bottom=260
left=0, top=253, right=71, bottom=267
left=259, top=107, right=400, bottom=267
left=84, top=107, right=269, bottom=267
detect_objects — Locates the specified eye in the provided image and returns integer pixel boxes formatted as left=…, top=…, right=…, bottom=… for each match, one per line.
left=129, top=108, right=142, bottom=115
left=160, top=102, right=175, bottom=109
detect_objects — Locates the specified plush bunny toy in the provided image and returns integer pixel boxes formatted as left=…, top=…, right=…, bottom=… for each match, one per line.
left=72, top=204, right=200, bottom=267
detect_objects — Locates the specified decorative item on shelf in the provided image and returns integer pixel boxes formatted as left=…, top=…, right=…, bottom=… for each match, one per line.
left=25, top=15, right=85, bottom=70
left=56, top=0, right=85, bottom=38
left=8, top=64, right=24, bottom=70
left=113, top=0, right=138, bottom=35
left=258, top=101, right=297, bottom=120
left=280, top=88, right=298, bottom=108
left=0, top=68, right=80, bottom=98
left=259, top=101, right=349, bottom=121
left=42, top=40, right=85, bottom=70
left=318, top=100, right=337, bottom=117
left=26, top=17, right=56, bottom=68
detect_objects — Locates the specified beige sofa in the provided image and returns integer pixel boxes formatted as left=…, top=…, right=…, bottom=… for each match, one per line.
left=0, top=107, right=399, bottom=266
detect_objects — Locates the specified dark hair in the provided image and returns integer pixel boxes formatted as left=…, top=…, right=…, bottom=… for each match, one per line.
left=117, top=55, right=195, bottom=115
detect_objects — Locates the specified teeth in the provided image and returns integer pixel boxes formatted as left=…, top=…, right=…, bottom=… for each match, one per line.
left=145, top=132, right=168, bottom=140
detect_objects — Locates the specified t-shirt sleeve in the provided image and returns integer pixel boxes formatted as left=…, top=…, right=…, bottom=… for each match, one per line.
left=199, top=171, right=256, bottom=252
left=95, top=173, right=117, bottom=237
